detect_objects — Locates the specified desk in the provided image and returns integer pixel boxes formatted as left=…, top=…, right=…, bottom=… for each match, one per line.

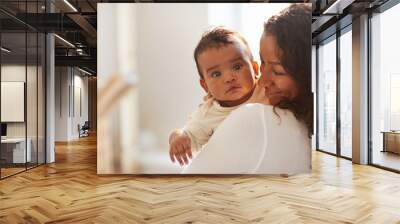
left=1, top=138, right=31, bottom=163
left=381, top=131, right=400, bottom=154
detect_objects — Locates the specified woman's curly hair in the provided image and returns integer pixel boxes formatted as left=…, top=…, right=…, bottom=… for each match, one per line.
left=263, top=3, right=313, bottom=137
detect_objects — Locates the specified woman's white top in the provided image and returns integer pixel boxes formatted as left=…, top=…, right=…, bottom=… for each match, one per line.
left=182, top=103, right=311, bottom=174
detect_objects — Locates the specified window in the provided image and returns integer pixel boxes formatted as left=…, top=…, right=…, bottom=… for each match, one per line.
left=317, top=36, right=337, bottom=155
left=339, top=27, right=352, bottom=158
left=370, top=2, right=400, bottom=171
left=0, top=1, right=47, bottom=179
left=390, top=74, right=400, bottom=130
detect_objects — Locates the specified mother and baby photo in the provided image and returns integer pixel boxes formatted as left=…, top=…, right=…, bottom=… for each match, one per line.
left=97, top=3, right=313, bottom=175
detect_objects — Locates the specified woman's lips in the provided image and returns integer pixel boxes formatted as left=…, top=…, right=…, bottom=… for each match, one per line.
left=267, top=92, right=283, bottom=97
left=265, top=88, right=283, bottom=97
left=266, top=89, right=289, bottom=104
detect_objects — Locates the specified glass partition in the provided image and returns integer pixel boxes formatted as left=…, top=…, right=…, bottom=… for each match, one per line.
left=370, top=3, right=400, bottom=171
left=1, top=31, right=28, bottom=178
left=0, top=1, right=46, bottom=179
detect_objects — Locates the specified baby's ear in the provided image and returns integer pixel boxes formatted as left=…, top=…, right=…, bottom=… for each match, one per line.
left=252, top=61, right=260, bottom=79
left=200, top=79, right=209, bottom=93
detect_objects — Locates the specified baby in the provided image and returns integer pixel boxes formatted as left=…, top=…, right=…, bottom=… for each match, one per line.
left=169, top=27, right=260, bottom=166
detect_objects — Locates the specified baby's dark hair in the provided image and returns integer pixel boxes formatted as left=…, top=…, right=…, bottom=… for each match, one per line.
left=194, top=26, right=253, bottom=79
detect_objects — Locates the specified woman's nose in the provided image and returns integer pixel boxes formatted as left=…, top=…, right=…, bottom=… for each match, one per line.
left=259, top=69, right=269, bottom=84
left=260, top=72, right=273, bottom=88
left=260, top=63, right=265, bottom=75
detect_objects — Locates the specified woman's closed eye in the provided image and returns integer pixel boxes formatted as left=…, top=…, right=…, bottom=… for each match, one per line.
left=261, top=61, right=266, bottom=71
left=271, top=69, right=286, bottom=76
left=259, top=57, right=267, bottom=70
left=270, top=64, right=286, bottom=76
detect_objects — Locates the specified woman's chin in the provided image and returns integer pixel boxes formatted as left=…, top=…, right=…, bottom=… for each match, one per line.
left=267, top=94, right=285, bottom=105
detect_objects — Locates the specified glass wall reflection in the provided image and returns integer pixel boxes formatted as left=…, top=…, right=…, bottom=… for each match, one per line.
left=317, top=36, right=337, bottom=155
left=371, top=3, right=400, bottom=171
left=1, top=31, right=28, bottom=177
left=0, top=1, right=46, bottom=179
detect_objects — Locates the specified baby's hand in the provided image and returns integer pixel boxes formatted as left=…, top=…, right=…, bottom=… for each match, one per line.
left=203, top=93, right=213, bottom=101
left=169, top=131, right=192, bottom=166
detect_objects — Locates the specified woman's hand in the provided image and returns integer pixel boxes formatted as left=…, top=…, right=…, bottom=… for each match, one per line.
left=248, top=83, right=271, bottom=105
left=169, top=130, right=192, bottom=166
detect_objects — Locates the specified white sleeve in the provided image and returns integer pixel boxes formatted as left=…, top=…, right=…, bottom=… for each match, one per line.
left=182, top=104, right=267, bottom=174
left=183, top=104, right=213, bottom=152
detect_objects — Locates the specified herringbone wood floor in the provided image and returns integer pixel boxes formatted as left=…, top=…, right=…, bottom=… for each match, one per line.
left=1, top=135, right=400, bottom=223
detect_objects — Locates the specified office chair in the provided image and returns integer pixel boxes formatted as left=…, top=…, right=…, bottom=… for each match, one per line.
left=79, top=121, right=90, bottom=138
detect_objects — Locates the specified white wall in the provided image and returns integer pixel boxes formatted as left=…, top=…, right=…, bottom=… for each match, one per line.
left=55, top=67, right=68, bottom=141
left=72, top=73, right=89, bottom=138
left=55, top=67, right=89, bottom=141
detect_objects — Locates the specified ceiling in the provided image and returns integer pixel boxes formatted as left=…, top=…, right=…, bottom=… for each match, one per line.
left=311, top=0, right=391, bottom=44
left=1, top=0, right=394, bottom=74
left=0, top=0, right=99, bottom=74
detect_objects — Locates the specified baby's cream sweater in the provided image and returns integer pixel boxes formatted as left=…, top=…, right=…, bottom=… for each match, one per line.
left=183, top=98, right=242, bottom=152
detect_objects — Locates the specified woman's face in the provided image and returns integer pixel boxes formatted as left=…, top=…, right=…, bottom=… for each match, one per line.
left=259, top=34, right=299, bottom=105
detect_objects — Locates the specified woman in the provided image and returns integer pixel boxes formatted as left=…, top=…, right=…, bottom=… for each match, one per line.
left=182, top=4, right=312, bottom=174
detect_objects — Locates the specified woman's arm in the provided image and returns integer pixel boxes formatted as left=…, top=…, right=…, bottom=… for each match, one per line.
left=182, top=104, right=267, bottom=174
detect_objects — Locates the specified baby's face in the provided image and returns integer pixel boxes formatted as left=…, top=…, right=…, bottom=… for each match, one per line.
left=198, top=40, right=258, bottom=107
